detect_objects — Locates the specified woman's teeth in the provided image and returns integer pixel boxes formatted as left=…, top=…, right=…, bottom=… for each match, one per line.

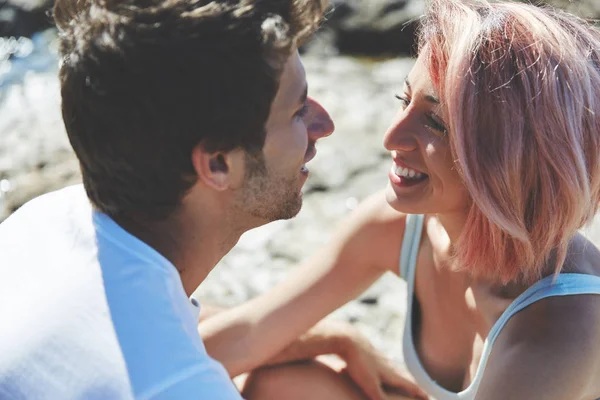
left=394, top=165, right=425, bottom=179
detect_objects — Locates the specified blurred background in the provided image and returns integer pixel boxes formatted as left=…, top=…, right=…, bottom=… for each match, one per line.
left=2, top=0, right=600, bottom=370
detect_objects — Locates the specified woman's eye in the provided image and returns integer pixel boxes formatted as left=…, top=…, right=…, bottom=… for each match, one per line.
left=395, top=93, right=448, bottom=137
left=395, top=94, right=410, bottom=109
left=427, top=115, right=448, bottom=136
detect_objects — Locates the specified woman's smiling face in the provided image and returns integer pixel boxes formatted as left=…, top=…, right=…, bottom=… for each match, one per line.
left=383, top=56, right=470, bottom=217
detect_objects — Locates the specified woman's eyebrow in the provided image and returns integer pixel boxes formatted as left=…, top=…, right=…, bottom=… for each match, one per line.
left=425, top=94, right=440, bottom=104
left=404, top=78, right=440, bottom=104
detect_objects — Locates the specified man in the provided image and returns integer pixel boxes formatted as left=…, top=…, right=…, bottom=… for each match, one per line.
left=0, top=0, right=332, bottom=398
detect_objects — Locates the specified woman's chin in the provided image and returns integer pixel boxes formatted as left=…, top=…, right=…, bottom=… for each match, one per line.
left=385, top=184, right=426, bottom=215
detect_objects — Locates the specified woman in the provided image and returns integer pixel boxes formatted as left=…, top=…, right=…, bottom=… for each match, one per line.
left=200, top=1, right=600, bottom=399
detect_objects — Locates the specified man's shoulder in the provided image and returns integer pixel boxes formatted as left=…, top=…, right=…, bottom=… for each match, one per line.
left=13, top=183, right=87, bottom=211
left=0, top=184, right=242, bottom=399
left=0, top=184, right=96, bottom=274
left=0, top=184, right=89, bottom=234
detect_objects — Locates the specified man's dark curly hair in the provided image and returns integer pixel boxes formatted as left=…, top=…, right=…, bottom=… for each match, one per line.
left=53, top=0, right=327, bottom=219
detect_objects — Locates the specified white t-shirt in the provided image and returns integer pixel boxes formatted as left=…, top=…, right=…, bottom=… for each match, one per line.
left=0, top=185, right=243, bottom=400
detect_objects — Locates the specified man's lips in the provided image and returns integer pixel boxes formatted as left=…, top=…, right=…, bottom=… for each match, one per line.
left=303, top=146, right=317, bottom=164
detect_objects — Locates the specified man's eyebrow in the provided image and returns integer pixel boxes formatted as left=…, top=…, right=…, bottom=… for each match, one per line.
left=404, top=78, right=440, bottom=104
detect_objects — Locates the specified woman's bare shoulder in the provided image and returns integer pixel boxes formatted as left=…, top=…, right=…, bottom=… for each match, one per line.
left=478, top=283, right=600, bottom=399
left=564, top=233, right=600, bottom=276
left=339, top=189, right=410, bottom=274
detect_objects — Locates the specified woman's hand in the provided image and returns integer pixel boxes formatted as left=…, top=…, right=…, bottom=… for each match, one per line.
left=335, top=323, right=429, bottom=400
left=262, top=319, right=428, bottom=399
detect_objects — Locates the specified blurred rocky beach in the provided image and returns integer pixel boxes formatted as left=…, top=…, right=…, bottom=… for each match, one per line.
left=2, top=0, right=600, bottom=372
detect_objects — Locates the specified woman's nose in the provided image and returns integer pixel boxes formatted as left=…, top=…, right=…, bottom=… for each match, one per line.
left=304, top=96, right=334, bottom=141
left=383, top=110, right=418, bottom=152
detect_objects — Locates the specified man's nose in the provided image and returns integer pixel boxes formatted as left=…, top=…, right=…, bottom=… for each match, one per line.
left=305, top=96, right=334, bottom=140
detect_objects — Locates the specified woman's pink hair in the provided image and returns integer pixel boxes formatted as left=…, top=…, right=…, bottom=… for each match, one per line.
left=419, top=0, right=600, bottom=283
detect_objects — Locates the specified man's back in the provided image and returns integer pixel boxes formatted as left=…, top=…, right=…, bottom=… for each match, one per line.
left=0, top=185, right=241, bottom=399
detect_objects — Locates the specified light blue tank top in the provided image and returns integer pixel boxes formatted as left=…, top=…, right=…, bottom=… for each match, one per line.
left=399, top=214, right=600, bottom=400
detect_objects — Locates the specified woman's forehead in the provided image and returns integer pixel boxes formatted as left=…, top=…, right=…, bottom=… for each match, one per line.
left=406, top=57, right=439, bottom=97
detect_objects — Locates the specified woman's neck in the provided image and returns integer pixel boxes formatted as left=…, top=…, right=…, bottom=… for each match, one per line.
left=432, top=211, right=468, bottom=246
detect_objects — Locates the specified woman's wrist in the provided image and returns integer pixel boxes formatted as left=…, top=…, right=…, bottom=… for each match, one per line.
left=317, top=320, right=361, bottom=359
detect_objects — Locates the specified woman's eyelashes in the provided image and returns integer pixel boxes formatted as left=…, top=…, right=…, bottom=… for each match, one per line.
left=426, top=115, right=448, bottom=136
left=394, top=93, right=448, bottom=136
left=395, top=94, right=410, bottom=109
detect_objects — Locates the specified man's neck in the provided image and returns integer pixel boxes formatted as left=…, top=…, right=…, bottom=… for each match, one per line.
left=112, top=208, right=243, bottom=296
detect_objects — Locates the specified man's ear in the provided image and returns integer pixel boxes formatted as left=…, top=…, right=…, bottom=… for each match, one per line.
left=191, top=144, right=245, bottom=191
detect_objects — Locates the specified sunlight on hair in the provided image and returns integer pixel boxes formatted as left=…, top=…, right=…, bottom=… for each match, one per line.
left=420, top=0, right=600, bottom=284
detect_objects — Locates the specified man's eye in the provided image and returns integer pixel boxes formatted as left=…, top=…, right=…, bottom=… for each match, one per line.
left=395, top=94, right=410, bottom=109
left=295, top=103, right=309, bottom=119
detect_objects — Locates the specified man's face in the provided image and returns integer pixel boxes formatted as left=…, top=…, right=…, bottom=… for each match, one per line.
left=235, top=51, right=334, bottom=222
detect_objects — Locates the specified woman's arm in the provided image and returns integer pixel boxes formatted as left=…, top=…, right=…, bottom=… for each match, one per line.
left=475, top=294, right=600, bottom=400
left=198, top=190, right=407, bottom=378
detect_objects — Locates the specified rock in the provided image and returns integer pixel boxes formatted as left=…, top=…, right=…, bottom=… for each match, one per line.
left=3, top=0, right=598, bottom=58
left=310, top=0, right=600, bottom=57
left=312, top=0, right=424, bottom=56
left=542, top=0, right=600, bottom=19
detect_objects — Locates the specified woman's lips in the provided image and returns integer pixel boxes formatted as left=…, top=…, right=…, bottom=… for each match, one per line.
left=391, top=157, right=426, bottom=176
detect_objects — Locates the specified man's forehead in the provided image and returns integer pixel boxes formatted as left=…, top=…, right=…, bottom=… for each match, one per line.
left=281, top=53, right=305, bottom=88
left=274, top=52, right=306, bottom=107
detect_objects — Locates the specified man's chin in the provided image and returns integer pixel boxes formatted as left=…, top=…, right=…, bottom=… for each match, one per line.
left=271, top=194, right=303, bottom=221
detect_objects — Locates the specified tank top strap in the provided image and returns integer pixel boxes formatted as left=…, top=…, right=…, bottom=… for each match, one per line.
left=467, top=272, right=600, bottom=397
left=399, top=214, right=425, bottom=280
left=399, top=226, right=600, bottom=399
left=485, top=272, right=600, bottom=346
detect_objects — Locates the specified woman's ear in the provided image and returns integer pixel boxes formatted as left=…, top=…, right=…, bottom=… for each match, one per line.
left=191, top=144, right=245, bottom=191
